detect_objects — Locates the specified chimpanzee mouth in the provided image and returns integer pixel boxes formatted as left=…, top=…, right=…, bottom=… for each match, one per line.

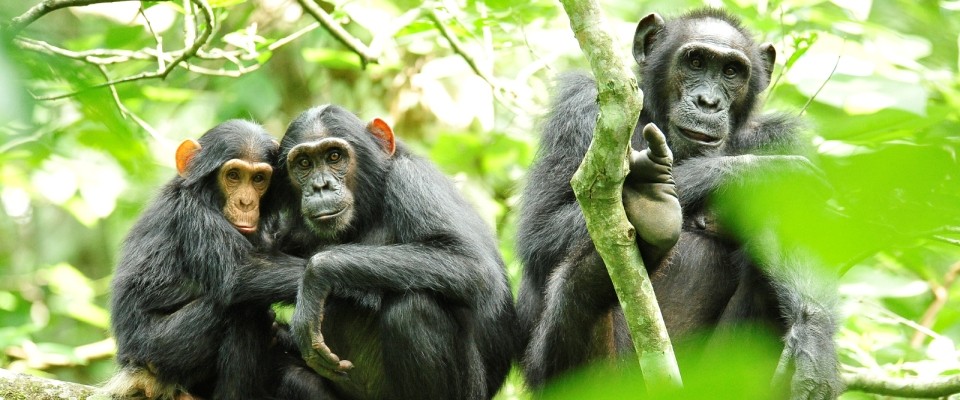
left=233, top=224, right=257, bottom=234
left=310, top=208, right=346, bottom=222
left=678, top=128, right=722, bottom=146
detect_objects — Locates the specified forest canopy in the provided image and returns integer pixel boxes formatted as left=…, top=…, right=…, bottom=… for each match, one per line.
left=1, top=0, right=959, bottom=398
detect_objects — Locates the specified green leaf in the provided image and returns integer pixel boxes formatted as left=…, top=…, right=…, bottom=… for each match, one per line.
left=301, top=48, right=363, bottom=69
left=141, top=86, right=198, bottom=103
left=208, top=0, right=247, bottom=7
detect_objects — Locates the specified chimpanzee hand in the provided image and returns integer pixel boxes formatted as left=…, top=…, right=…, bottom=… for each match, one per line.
left=624, top=123, right=682, bottom=253
left=291, top=259, right=354, bottom=381
left=773, top=314, right=843, bottom=400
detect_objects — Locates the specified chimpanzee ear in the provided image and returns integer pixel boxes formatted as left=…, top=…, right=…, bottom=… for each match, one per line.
left=633, top=13, right=665, bottom=65
left=367, top=118, right=396, bottom=157
left=271, top=139, right=280, bottom=150
left=175, top=139, right=202, bottom=178
left=759, top=42, right=777, bottom=91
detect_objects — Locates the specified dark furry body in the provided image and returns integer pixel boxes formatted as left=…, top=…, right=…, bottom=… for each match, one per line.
left=109, top=120, right=327, bottom=399
left=275, top=105, right=520, bottom=400
left=516, top=10, right=840, bottom=398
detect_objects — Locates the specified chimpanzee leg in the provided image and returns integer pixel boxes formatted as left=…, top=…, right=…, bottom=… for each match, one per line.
left=213, top=308, right=276, bottom=400
left=524, top=240, right=621, bottom=388
left=380, top=292, right=483, bottom=400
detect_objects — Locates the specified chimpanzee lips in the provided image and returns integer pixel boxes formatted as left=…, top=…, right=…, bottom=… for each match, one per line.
left=233, top=224, right=256, bottom=234
left=310, top=208, right=346, bottom=222
left=678, top=128, right=722, bottom=146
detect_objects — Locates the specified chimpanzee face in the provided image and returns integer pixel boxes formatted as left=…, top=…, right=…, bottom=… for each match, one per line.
left=286, top=137, right=356, bottom=237
left=217, top=159, right=272, bottom=234
left=633, top=13, right=776, bottom=161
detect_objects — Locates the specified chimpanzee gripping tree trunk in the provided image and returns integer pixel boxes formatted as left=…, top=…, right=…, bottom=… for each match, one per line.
left=556, top=0, right=682, bottom=390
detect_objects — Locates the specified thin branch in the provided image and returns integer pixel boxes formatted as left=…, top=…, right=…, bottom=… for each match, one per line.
left=935, top=235, right=960, bottom=247
left=844, top=372, right=960, bottom=398
left=2, top=0, right=136, bottom=38
left=799, top=41, right=844, bottom=116
left=96, top=64, right=162, bottom=140
left=910, top=261, right=960, bottom=347
left=22, top=0, right=215, bottom=101
left=295, top=0, right=378, bottom=66
left=426, top=7, right=495, bottom=88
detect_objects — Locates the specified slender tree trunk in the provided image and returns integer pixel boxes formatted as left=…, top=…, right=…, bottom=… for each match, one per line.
left=557, top=0, right=682, bottom=390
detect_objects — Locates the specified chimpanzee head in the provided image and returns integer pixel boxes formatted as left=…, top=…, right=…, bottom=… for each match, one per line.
left=175, top=120, right=278, bottom=235
left=277, top=105, right=395, bottom=239
left=633, top=9, right=776, bottom=161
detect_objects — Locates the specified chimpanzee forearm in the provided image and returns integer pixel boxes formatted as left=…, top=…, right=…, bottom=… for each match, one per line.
left=303, top=243, right=495, bottom=305
left=229, top=252, right=306, bottom=305
left=744, top=235, right=842, bottom=398
left=673, top=154, right=819, bottom=209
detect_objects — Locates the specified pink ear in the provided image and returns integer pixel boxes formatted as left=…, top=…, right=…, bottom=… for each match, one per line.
left=367, top=118, right=395, bottom=156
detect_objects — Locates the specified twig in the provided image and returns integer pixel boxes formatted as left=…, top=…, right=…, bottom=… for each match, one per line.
left=96, top=64, right=161, bottom=140
left=910, top=261, right=960, bottom=347
left=25, top=0, right=215, bottom=101
left=2, top=0, right=135, bottom=38
left=295, top=0, right=378, bottom=66
left=844, top=372, right=960, bottom=398
left=799, top=40, right=844, bottom=116
left=425, top=7, right=496, bottom=88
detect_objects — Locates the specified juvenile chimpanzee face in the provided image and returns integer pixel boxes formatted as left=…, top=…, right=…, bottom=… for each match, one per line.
left=174, top=120, right=279, bottom=236
left=633, top=11, right=775, bottom=161
left=286, top=138, right=356, bottom=236
left=217, top=159, right=272, bottom=234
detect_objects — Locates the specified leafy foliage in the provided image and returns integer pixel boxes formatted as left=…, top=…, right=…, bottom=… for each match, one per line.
left=1, top=0, right=959, bottom=398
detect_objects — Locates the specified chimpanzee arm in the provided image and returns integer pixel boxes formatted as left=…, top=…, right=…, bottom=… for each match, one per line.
left=673, top=112, right=815, bottom=210
left=744, top=236, right=843, bottom=398
left=229, top=252, right=306, bottom=305
left=673, top=154, right=827, bottom=210
left=301, top=242, right=492, bottom=305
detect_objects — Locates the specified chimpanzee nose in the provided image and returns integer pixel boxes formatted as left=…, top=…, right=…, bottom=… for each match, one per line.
left=696, top=94, right=720, bottom=112
left=312, top=177, right=335, bottom=192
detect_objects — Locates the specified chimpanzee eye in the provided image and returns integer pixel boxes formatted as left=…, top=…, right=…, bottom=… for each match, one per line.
left=297, top=157, right=312, bottom=169
left=723, top=64, right=739, bottom=77
left=688, top=52, right=703, bottom=69
left=226, top=170, right=240, bottom=181
left=252, top=173, right=266, bottom=184
left=326, top=150, right=342, bottom=163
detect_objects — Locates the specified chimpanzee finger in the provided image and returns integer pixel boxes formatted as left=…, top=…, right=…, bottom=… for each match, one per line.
left=642, top=123, right=673, bottom=164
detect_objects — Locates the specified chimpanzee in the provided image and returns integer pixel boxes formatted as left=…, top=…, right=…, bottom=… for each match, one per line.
left=516, top=8, right=842, bottom=399
left=271, top=105, right=519, bottom=400
left=107, top=120, right=328, bottom=400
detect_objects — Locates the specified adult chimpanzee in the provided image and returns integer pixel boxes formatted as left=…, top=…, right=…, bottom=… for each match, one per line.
left=516, top=8, right=842, bottom=399
left=108, top=120, right=328, bottom=400
left=271, top=104, right=519, bottom=400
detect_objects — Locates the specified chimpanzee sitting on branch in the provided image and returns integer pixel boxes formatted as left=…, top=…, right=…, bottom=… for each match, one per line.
left=516, top=8, right=842, bottom=399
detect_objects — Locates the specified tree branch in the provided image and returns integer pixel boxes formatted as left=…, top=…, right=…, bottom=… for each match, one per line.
left=295, top=0, right=378, bottom=67
left=2, top=0, right=135, bottom=38
left=0, top=369, right=100, bottom=400
left=844, top=372, right=960, bottom=398
left=558, top=0, right=681, bottom=390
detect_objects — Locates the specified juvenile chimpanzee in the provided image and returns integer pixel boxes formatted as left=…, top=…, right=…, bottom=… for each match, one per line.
left=272, top=105, right=519, bottom=400
left=517, top=8, right=842, bottom=399
left=107, top=120, right=328, bottom=400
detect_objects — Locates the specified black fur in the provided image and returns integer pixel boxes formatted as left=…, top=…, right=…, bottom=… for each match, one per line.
left=517, top=9, right=841, bottom=398
left=109, top=120, right=329, bottom=400
left=275, top=105, right=520, bottom=400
